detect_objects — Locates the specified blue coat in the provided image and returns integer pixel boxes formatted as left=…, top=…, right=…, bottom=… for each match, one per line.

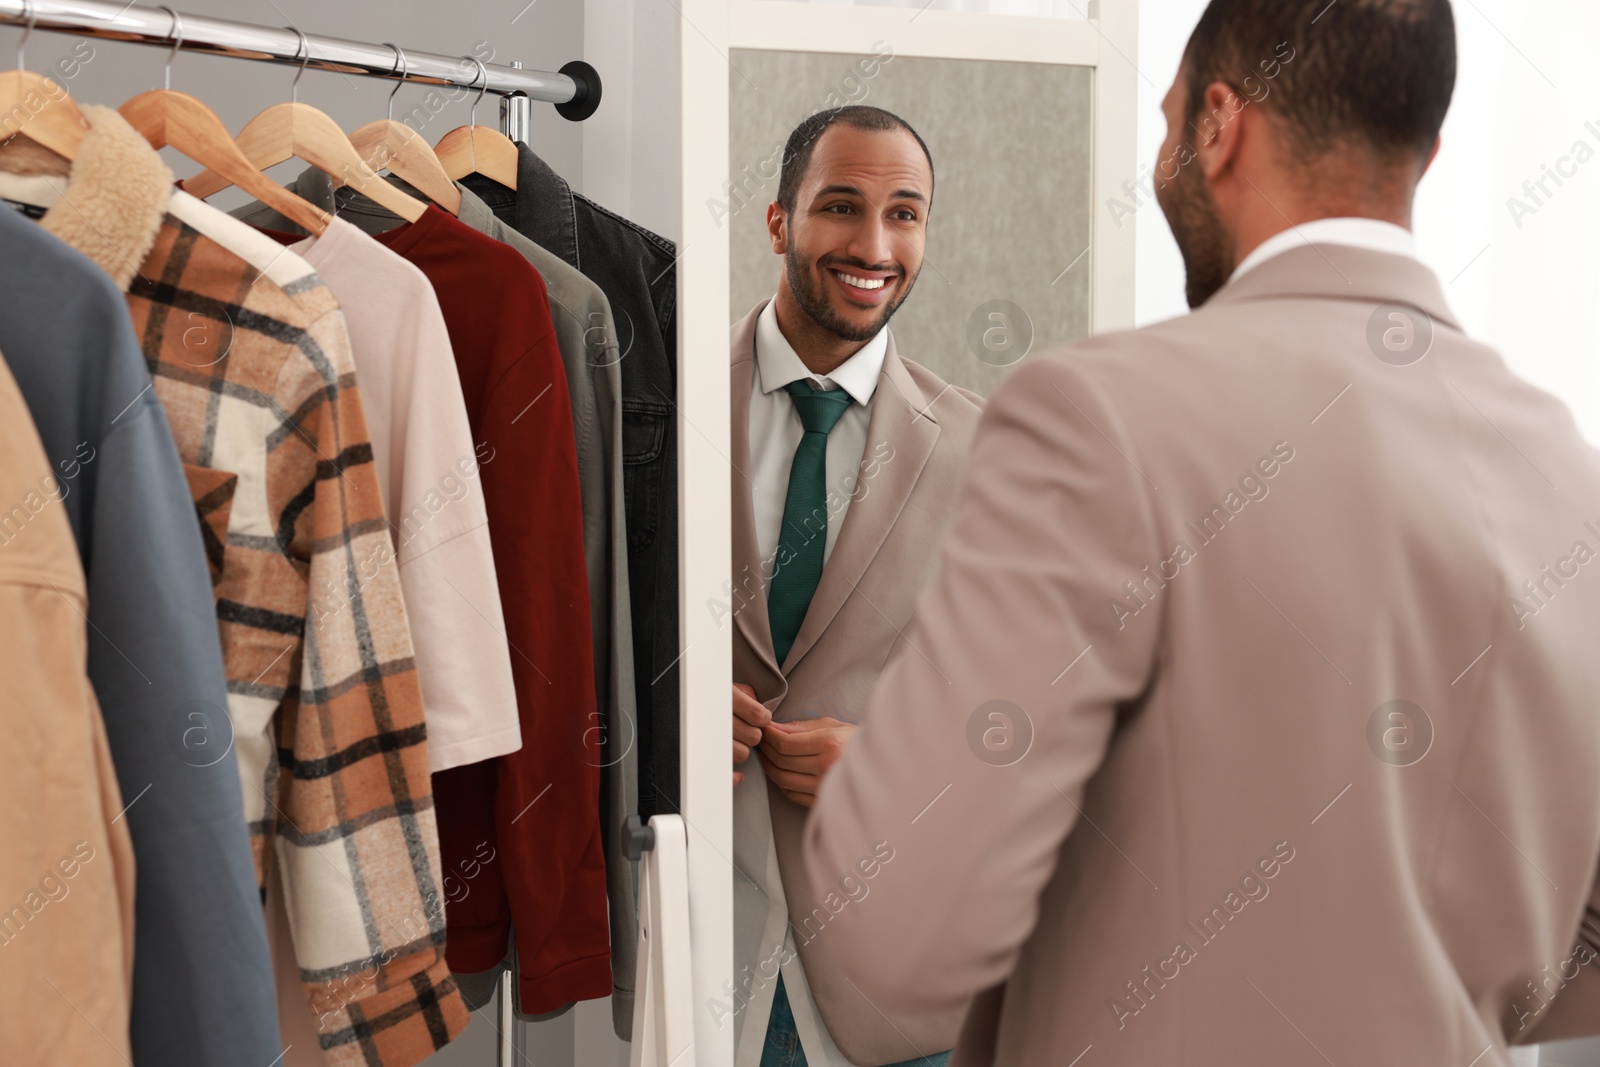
left=0, top=206, right=281, bottom=1066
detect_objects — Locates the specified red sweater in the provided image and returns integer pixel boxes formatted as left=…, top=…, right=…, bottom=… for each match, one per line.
left=369, top=206, right=610, bottom=1010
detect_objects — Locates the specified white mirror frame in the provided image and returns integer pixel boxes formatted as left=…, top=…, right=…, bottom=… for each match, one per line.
left=673, top=4, right=1139, bottom=1064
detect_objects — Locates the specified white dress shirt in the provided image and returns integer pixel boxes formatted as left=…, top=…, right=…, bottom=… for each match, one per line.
left=735, top=297, right=890, bottom=1067
left=749, top=297, right=889, bottom=572
left=1229, top=216, right=1422, bottom=283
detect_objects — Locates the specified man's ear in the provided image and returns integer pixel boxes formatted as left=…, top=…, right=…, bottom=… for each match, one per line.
left=767, top=201, right=788, bottom=255
left=1193, top=80, right=1247, bottom=182
left=1421, top=135, right=1442, bottom=179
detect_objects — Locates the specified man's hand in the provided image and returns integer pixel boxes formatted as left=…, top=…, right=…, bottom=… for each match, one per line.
left=757, top=717, right=859, bottom=808
left=733, top=683, right=770, bottom=786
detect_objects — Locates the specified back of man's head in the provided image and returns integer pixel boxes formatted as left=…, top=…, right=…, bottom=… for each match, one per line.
left=1185, top=0, right=1457, bottom=168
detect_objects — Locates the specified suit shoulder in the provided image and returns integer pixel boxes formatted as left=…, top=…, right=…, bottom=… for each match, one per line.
left=996, top=314, right=1223, bottom=411
left=895, top=355, right=985, bottom=421
left=950, top=382, right=985, bottom=408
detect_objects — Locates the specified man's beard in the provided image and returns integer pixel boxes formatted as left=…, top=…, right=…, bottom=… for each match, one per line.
left=1157, top=151, right=1236, bottom=309
left=785, top=247, right=914, bottom=342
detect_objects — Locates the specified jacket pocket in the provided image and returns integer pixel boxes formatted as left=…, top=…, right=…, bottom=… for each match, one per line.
left=182, top=463, right=238, bottom=590
left=622, top=399, right=670, bottom=555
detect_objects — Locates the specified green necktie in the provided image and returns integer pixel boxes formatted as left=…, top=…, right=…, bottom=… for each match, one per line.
left=767, top=379, right=852, bottom=664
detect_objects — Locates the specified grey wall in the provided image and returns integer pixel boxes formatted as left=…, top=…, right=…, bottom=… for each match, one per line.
left=727, top=48, right=1094, bottom=398
left=2, top=0, right=586, bottom=207
left=1540, top=1039, right=1600, bottom=1066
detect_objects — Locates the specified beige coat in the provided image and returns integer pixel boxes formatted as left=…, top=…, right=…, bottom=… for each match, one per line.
left=805, top=244, right=1600, bottom=1066
left=730, top=301, right=984, bottom=1066
left=0, top=350, right=135, bottom=1064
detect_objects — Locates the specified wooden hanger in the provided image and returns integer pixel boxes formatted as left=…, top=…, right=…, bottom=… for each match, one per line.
left=347, top=45, right=461, bottom=215
left=0, top=1, right=86, bottom=160
left=120, top=10, right=328, bottom=235
left=351, top=119, right=461, bottom=213
left=433, top=57, right=519, bottom=190
left=184, top=31, right=425, bottom=223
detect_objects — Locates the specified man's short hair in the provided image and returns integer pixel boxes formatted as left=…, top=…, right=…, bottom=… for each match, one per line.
left=1184, top=0, right=1456, bottom=164
left=776, top=106, right=935, bottom=215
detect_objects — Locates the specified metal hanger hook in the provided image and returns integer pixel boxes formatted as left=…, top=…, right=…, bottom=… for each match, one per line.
left=383, top=42, right=407, bottom=123
left=468, top=56, right=490, bottom=125
left=156, top=5, right=183, bottom=91
left=469, top=57, right=490, bottom=169
left=287, top=27, right=310, bottom=103
left=16, top=0, right=35, bottom=72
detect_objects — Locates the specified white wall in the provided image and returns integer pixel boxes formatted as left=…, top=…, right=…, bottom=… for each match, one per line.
left=583, top=0, right=683, bottom=242
left=1131, top=0, right=1600, bottom=446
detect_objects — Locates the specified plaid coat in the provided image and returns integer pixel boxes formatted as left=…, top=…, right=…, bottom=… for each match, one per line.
left=29, top=106, right=468, bottom=1066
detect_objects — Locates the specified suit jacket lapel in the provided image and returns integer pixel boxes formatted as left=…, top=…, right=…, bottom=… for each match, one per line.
left=730, top=303, right=784, bottom=687
left=781, top=332, right=940, bottom=674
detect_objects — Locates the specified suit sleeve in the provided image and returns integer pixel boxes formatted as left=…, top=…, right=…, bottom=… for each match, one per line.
left=802, top=354, right=1167, bottom=1016
left=1512, top=883, right=1600, bottom=1043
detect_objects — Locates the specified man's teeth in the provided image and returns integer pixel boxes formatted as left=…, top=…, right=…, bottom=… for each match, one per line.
left=834, top=270, right=887, bottom=291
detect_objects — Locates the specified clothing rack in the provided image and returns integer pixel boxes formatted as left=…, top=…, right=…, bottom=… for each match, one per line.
left=1, top=3, right=616, bottom=1063
left=0, top=0, right=602, bottom=140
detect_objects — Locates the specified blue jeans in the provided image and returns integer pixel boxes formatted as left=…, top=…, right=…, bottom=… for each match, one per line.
left=762, top=975, right=953, bottom=1067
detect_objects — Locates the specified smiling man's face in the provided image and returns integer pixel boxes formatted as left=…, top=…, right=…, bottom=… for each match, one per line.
left=780, top=123, right=932, bottom=342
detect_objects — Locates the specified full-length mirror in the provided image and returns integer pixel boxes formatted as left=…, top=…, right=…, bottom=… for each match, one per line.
left=721, top=27, right=1106, bottom=1067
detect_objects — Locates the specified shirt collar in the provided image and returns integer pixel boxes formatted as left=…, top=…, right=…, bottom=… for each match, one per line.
left=754, top=297, right=888, bottom=407
left=1230, top=217, right=1420, bottom=284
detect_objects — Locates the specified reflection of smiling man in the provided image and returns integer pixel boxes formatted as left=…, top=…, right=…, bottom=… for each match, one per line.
left=728, top=106, right=983, bottom=1067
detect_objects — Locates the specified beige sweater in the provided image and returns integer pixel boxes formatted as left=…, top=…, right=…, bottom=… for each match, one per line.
left=281, top=216, right=521, bottom=772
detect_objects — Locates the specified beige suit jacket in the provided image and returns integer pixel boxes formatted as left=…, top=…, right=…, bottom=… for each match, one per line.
left=729, top=301, right=984, bottom=1065
left=805, top=244, right=1600, bottom=1066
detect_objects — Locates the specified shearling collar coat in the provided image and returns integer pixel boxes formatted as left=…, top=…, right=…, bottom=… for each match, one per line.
left=0, top=107, right=468, bottom=1067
